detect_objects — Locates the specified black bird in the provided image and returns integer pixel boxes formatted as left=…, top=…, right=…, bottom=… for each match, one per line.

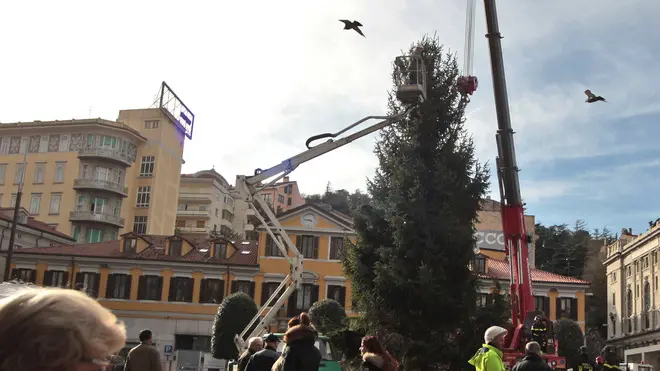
left=339, top=20, right=365, bottom=37
left=584, top=89, right=607, bottom=103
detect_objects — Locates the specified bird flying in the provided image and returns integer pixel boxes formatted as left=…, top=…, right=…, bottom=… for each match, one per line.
left=584, top=89, right=607, bottom=103
left=339, top=20, right=365, bottom=37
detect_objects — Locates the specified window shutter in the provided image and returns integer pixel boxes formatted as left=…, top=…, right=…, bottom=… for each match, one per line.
left=296, top=236, right=302, bottom=251
left=261, top=282, right=269, bottom=306
left=169, top=277, right=177, bottom=301
left=555, top=297, right=561, bottom=318
left=92, top=273, right=100, bottom=298
left=266, top=235, right=273, bottom=256
left=43, top=271, right=53, bottom=286
left=339, top=286, right=347, bottom=308
left=570, top=298, right=578, bottom=320
left=106, top=274, right=116, bottom=298
left=288, top=290, right=297, bottom=317
left=157, top=277, right=164, bottom=301
left=28, top=269, right=37, bottom=283
left=62, top=271, right=70, bottom=288
left=137, top=276, right=146, bottom=300
left=543, top=297, right=550, bottom=317
left=75, top=272, right=84, bottom=290
left=249, top=282, right=256, bottom=299
left=199, top=279, right=208, bottom=303
left=217, top=280, right=225, bottom=303
left=231, top=281, right=237, bottom=294
left=185, top=278, right=194, bottom=302
left=311, top=285, right=319, bottom=307
left=313, top=236, right=320, bottom=259
left=123, top=275, right=132, bottom=299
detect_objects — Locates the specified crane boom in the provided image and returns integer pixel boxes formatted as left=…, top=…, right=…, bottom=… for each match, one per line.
left=483, top=0, right=565, bottom=368
left=232, top=108, right=414, bottom=353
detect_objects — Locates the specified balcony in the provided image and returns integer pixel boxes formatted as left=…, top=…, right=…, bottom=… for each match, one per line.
left=69, top=211, right=125, bottom=228
left=73, top=178, right=128, bottom=197
left=177, top=226, right=208, bottom=234
left=178, top=192, right=213, bottom=203
left=177, top=210, right=210, bottom=218
left=78, top=147, right=132, bottom=167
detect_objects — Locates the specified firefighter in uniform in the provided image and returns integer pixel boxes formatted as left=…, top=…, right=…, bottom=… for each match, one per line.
left=530, top=316, right=548, bottom=353
left=576, top=346, right=594, bottom=371
left=598, top=345, right=621, bottom=371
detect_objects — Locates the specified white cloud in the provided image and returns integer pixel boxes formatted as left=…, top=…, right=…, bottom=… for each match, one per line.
left=0, top=0, right=658, bottom=199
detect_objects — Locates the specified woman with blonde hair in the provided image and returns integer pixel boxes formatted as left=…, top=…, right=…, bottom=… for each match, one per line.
left=0, top=286, right=127, bottom=371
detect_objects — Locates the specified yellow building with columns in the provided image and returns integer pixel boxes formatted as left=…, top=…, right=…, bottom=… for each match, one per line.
left=0, top=108, right=186, bottom=242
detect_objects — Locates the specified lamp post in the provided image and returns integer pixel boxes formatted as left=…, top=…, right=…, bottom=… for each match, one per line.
left=3, top=146, right=28, bottom=281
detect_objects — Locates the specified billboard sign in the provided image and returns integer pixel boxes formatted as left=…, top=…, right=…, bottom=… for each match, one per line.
left=475, top=230, right=505, bottom=251
left=159, top=81, right=195, bottom=140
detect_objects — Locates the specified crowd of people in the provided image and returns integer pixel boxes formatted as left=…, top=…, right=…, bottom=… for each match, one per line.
left=0, top=285, right=623, bottom=371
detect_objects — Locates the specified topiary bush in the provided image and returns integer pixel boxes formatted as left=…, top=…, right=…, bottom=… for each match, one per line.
left=211, top=292, right=258, bottom=360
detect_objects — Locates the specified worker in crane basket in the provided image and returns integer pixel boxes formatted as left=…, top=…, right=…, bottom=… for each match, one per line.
left=468, top=326, right=507, bottom=371
left=530, top=316, right=548, bottom=353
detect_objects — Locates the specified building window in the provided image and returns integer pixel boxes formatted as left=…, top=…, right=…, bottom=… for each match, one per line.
left=86, top=229, right=104, bottom=243
left=91, top=197, right=107, bottom=214
left=200, top=279, right=224, bottom=304
left=278, top=194, right=285, bottom=204
left=196, top=220, right=205, bottom=228
left=557, top=297, right=577, bottom=320
left=54, top=162, right=65, bottom=183
left=178, top=203, right=187, bottom=210
left=138, top=275, right=163, bottom=301
left=534, top=296, right=550, bottom=316
left=471, top=255, right=487, bottom=274
left=59, top=135, right=69, bottom=152
left=0, top=164, right=6, bottom=185
left=10, top=194, right=16, bottom=208
left=477, top=293, right=489, bottom=308
left=33, top=163, right=45, bottom=184
left=113, top=200, right=121, bottom=216
left=215, top=208, right=219, bottom=217
left=176, top=220, right=186, bottom=228
left=295, top=284, right=317, bottom=311
left=327, top=285, right=347, bottom=307
left=265, top=235, right=285, bottom=257
left=626, top=265, right=632, bottom=277
left=133, top=216, right=148, bottom=234
left=11, top=268, right=35, bottom=283
left=123, top=238, right=137, bottom=254
left=145, top=120, right=160, bottom=129
left=49, top=193, right=61, bottom=214
left=261, top=282, right=283, bottom=306
left=75, top=272, right=100, bottom=298
left=169, top=240, right=183, bottom=256
left=610, top=272, right=617, bottom=283
left=140, top=156, right=155, bottom=177
left=43, top=270, right=68, bottom=287
left=214, top=242, right=227, bottom=259
left=263, top=194, right=272, bottom=205
left=643, top=256, right=650, bottom=270
left=106, top=274, right=132, bottom=300
left=14, top=163, right=25, bottom=184
left=297, top=235, right=318, bottom=259
left=222, top=210, right=234, bottom=223
left=199, top=205, right=208, bottom=211
left=169, top=277, right=194, bottom=302
left=329, top=237, right=344, bottom=260
left=232, top=281, right=254, bottom=298
left=29, top=193, right=41, bottom=214
left=612, top=293, right=616, bottom=306
left=287, top=197, right=292, bottom=206
left=136, top=186, right=151, bottom=208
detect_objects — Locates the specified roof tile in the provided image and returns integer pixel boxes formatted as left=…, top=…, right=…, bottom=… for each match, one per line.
left=480, top=258, right=590, bottom=285
left=14, top=234, right=258, bottom=266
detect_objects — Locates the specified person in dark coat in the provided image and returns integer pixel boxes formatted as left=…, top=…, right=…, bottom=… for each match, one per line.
left=512, top=342, right=552, bottom=371
left=281, top=312, right=321, bottom=371
left=575, top=346, right=594, bottom=371
left=245, top=334, right=280, bottom=371
left=237, top=337, right=263, bottom=371
left=360, top=335, right=399, bottom=371
left=597, top=346, right=621, bottom=371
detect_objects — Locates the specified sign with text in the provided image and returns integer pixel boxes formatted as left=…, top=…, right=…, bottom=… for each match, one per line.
left=475, top=230, right=505, bottom=251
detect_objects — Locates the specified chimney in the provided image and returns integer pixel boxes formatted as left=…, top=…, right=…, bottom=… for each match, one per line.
left=283, top=176, right=290, bottom=183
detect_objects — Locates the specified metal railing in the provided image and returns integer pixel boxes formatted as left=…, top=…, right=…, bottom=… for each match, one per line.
left=69, top=211, right=125, bottom=227
left=176, top=210, right=210, bottom=217
left=73, top=178, right=128, bottom=196
left=78, top=146, right=132, bottom=165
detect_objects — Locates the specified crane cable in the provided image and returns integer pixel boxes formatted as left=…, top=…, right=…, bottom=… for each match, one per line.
left=463, top=0, right=476, bottom=77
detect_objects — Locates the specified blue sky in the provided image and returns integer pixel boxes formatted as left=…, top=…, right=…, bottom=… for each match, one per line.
left=0, top=0, right=658, bottom=235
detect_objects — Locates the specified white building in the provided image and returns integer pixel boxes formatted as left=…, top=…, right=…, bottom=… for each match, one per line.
left=604, top=225, right=660, bottom=368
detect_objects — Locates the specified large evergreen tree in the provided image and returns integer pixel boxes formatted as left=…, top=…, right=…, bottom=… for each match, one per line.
left=342, top=35, right=489, bottom=370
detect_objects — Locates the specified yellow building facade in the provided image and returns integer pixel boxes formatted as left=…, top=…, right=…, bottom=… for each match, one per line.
left=0, top=108, right=185, bottom=242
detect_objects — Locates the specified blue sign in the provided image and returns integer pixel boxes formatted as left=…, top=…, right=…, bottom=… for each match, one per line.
left=164, top=345, right=173, bottom=354
left=159, top=81, right=195, bottom=140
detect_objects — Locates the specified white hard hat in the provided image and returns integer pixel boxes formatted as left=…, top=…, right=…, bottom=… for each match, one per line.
left=484, top=326, right=508, bottom=343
